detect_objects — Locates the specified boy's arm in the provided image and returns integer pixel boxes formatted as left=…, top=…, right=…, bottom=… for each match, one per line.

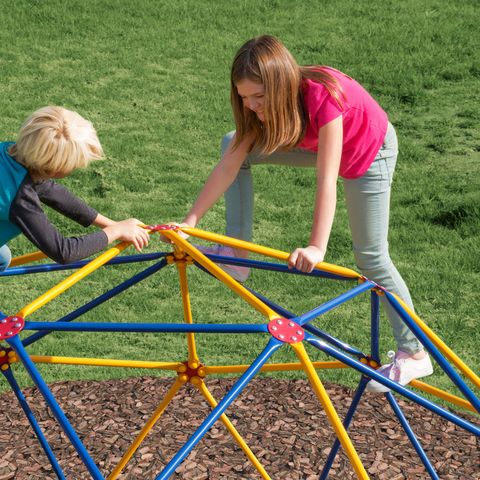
left=91, top=213, right=116, bottom=228
left=10, top=179, right=108, bottom=264
left=33, top=179, right=99, bottom=227
left=35, top=181, right=140, bottom=230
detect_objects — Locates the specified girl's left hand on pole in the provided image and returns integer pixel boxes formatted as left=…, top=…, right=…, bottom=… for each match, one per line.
left=288, top=245, right=325, bottom=273
left=158, top=223, right=190, bottom=243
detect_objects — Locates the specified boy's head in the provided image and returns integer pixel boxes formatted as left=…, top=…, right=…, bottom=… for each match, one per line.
left=12, top=106, right=104, bottom=179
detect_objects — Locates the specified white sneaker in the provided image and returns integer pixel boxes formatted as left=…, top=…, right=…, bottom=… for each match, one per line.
left=194, top=245, right=250, bottom=283
left=365, top=350, right=433, bottom=393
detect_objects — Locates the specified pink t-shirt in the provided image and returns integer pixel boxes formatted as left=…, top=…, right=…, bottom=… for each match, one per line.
left=297, top=68, right=388, bottom=179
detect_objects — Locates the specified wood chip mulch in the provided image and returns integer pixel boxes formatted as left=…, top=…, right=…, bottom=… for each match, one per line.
left=0, top=376, right=478, bottom=479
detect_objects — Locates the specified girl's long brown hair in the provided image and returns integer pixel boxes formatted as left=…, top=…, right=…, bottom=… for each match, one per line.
left=230, top=35, right=344, bottom=155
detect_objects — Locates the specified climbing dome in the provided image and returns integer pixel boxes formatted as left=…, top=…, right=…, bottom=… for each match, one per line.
left=1, top=225, right=479, bottom=479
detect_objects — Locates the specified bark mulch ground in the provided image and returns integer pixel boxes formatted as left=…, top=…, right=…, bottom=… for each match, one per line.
left=0, top=376, right=478, bottom=479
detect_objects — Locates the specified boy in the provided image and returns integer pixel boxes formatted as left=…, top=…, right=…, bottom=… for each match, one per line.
left=0, top=106, right=149, bottom=271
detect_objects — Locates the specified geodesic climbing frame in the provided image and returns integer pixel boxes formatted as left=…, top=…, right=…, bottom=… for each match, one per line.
left=1, top=225, right=479, bottom=479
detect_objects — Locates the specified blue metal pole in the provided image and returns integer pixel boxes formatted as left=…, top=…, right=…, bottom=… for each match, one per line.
left=385, top=291, right=480, bottom=413
left=2, top=367, right=66, bottom=479
left=244, top=286, right=295, bottom=319
left=194, top=254, right=352, bottom=281
left=303, top=323, right=365, bottom=358
left=306, top=334, right=480, bottom=436
left=22, top=259, right=169, bottom=347
left=7, top=335, right=104, bottom=479
left=24, top=321, right=268, bottom=334
left=386, top=392, right=439, bottom=479
left=0, top=252, right=168, bottom=277
left=244, top=286, right=365, bottom=358
left=319, top=377, right=369, bottom=480
left=370, top=290, right=381, bottom=362
left=297, top=280, right=375, bottom=326
left=156, top=338, right=283, bottom=480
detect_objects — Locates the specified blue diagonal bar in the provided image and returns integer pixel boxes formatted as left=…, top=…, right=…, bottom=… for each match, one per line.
left=385, top=291, right=480, bottom=413
left=156, top=338, right=283, bottom=480
left=6, top=335, right=104, bottom=480
left=244, top=286, right=365, bottom=357
left=195, top=254, right=352, bottom=281
left=306, top=333, right=480, bottom=435
left=386, top=392, right=439, bottom=479
left=319, top=377, right=369, bottom=480
left=23, top=259, right=169, bottom=347
left=2, top=366, right=66, bottom=479
left=303, top=323, right=365, bottom=358
left=297, top=280, right=375, bottom=326
left=24, top=321, right=268, bottom=334
left=0, top=252, right=168, bottom=276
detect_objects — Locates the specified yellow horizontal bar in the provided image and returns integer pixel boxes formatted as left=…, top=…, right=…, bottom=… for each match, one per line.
left=410, top=379, right=476, bottom=413
left=393, top=293, right=480, bottom=390
left=205, top=360, right=347, bottom=375
left=162, top=230, right=279, bottom=320
left=180, top=227, right=361, bottom=280
left=9, top=251, right=47, bottom=267
left=17, top=242, right=131, bottom=319
left=28, top=355, right=181, bottom=370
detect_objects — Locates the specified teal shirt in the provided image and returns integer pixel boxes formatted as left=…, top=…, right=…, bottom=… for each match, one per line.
left=0, top=142, right=28, bottom=246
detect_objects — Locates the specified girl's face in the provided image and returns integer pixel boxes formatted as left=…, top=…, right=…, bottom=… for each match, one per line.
left=236, top=78, right=265, bottom=122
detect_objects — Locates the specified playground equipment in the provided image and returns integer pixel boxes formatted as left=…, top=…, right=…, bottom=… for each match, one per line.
left=1, top=225, right=479, bottom=479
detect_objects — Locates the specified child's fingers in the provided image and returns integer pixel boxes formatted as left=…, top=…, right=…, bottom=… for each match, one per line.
left=288, top=250, right=299, bottom=269
left=139, top=230, right=150, bottom=249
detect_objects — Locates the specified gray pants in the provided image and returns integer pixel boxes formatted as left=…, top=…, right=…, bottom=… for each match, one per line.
left=223, top=123, right=421, bottom=354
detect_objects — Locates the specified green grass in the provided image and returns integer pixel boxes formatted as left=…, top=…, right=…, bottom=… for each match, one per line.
left=0, top=0, right=479, bottom=407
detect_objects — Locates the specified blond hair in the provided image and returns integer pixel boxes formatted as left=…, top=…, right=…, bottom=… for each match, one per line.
left=230, top=35, right=344, bottom=156
left=11, top=106, right=104, bottom=178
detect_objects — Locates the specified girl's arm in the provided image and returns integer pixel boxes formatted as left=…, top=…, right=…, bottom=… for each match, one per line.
left=288, top=116, right=343, bottom=272
left=183, top=132, right=253, bottom=227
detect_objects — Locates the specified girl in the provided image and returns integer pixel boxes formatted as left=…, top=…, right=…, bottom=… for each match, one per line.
left=181, top=35, right=432, bottom=392
left=0, top=106, right=150, bottom=271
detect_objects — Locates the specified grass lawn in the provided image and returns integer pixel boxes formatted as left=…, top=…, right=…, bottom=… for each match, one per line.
left=0, top=0, right=479, bottom=405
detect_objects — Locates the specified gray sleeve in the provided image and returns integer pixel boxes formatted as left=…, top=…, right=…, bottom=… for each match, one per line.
left=9, top=179, right=108, bottom=264
left=34, top=179, right=98, bottom=227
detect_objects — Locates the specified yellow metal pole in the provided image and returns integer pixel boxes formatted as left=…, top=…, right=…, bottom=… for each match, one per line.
left=27, top=355, right=180, bottom=371
left=176, top=259, right=199, bottom=366
left=292, top=342, right=369, bottom=480
left=161, top=230, right=279, bottom=320
left=195, top=378, right=271, bottom=480
left=410, top=380, right=476, bottom=413
left=205, top=360, right=347, bottom=375
left=393, top=294, right=480, bottom=389
left=17, top=242, right=131, bottom=319
left=9, top=251, right=47, bottom=267
left=107, top=376, right=185, bottom=480
left=180, top=227, right=361, bottom=280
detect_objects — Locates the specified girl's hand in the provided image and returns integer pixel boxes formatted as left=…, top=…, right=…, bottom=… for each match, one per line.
left=103, top=219, right=150, bottom=252
left=288, top=245, right=325, bottom=273
left=158, top=222, right=191, bottom=243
